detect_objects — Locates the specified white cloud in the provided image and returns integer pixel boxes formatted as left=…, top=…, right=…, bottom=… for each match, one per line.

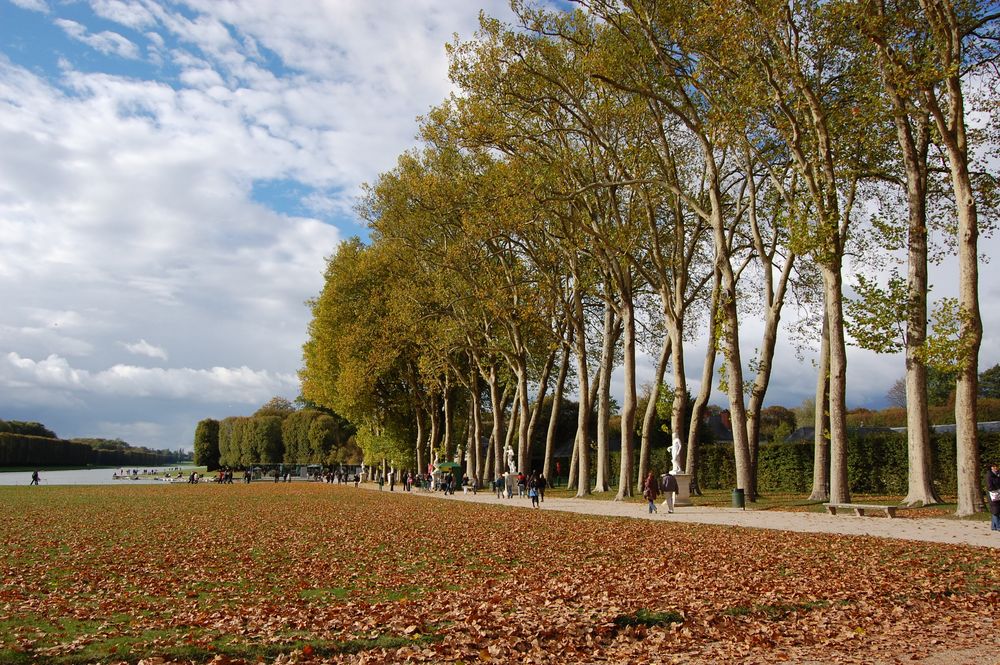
left=54, top=19, right=141, bottom=60
left=121, top=339, right=168, bottom=361
left=94, top=420, right=164, bottom=443
left=88, top=0, right=157, bottom=29
left=0, top=324, right=94, bottom=357
left=9, top=0, right=48, bottom=12
left=1, top=352, right=296, bottom=404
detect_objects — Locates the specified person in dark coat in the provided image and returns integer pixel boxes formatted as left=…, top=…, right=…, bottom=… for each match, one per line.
left=642, top=471, right=659, bottom=514
left=987, top=462, right=1000, bottom=532
left=660, top=471, right=679, bottom=514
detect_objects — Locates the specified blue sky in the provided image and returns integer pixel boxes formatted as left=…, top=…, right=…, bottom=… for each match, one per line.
left=0, top=0, right=996, bottom=451
left=0, top=0, right=522, bottom=448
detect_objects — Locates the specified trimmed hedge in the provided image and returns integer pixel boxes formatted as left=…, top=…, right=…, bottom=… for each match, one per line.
left=0, top=433, right=175, bottom=467
left=697, top=431, right=1000, bottom=495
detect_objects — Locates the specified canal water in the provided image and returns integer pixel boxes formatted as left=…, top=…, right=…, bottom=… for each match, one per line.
left=0, top=466, right=192, bottom=486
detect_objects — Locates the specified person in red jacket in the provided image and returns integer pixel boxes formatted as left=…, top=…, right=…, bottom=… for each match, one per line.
left=642, top=471, right=659, bottom=514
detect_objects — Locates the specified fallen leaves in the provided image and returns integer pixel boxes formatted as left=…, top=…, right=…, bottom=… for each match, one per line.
left=0, top=484, right=997, bottom=664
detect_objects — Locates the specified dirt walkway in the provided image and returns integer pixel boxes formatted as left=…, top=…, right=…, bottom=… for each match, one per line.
left=370, top=484, right=1000, bottom=549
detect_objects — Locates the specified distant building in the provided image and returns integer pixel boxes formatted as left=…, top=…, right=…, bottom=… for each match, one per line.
left=888, top=421, right=1000, bottom=435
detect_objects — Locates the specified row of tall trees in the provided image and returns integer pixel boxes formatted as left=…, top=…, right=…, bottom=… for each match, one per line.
left=300, top=0, right=998, bottom=514
left=193, top=398, right=359, bottom=470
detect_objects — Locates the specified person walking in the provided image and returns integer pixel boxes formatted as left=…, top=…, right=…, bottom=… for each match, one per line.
left=29, top=470, right=40, bottom=486
left=528, top=478, right=540, bottom=508
left=987, top=462, right=1000, bottom=532
left=660, top=471, right=678, bottom=514
left=642, top=471, right=659, bottom=514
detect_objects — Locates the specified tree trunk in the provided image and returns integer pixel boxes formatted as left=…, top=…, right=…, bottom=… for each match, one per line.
left=414, top=406, right=425, bottom=478
left=515, top=360, right=530, bottom=473
left=639, top=334, right=671, bottom=485
left=687, top=269, right=721, bottom=495
left=595, top=300, right=617, bottom=492
left=823, top=265, right=851, bottom=504
left=809, top=306, right=831, bottom=501
left=428, top=394, right=440, bottom=464
left=483, top=431, right=495, bottom=483
left=669, top=315, right=688, bottom=471
left=487, top=368, right=506, bottom=480
left=914, top=5, right=983, bottom=513
left=744, top=268, right=792, bottom=500
left=572, top=265, right=592, bottom=496
left=743, top=154, right=795, bottom=501
left=616, top=297, right=637, bottom=500
left=443, top=379, right=453, bottom=461
left=543, top=341, right=571, bottom=482
left=567, top=430, right=579, bottom=491
left=898, top=111, right=940, bottom=506
left=468, top=373, right=482, bottom=485
left=524, top=348, right=557, bottom=474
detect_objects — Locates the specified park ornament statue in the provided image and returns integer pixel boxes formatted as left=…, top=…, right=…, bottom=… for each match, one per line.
left=670, top=437, right=683, bottom=474
left=504, top=443, right=517, bottom=475
left=668, top=437, right=693, bottom=507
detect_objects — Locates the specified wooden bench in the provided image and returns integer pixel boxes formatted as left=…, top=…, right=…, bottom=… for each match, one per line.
left=824, top=503, right=906, bottom=518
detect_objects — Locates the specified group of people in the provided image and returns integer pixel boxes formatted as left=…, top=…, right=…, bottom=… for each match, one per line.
left=320, top=470, right=360, bottom=485
left=642, top=470, right=680, bottom=514
left=493, top=471, right=547, bottom=508
left=371, top=470, right=491, bottom=495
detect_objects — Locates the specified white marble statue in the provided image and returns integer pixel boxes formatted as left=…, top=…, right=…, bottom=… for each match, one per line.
left=504, top=443, right=517, bottom=475
left=670, top=437, right=683, bottom=475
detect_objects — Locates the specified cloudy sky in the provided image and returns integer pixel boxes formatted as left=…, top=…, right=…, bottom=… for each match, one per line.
left=0, top=0, right=996, bottom=452
left=0, top=0, right=528, bottom=449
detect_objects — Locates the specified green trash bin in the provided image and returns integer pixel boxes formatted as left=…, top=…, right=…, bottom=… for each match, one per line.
left=732, top=488, right=745, bottom=509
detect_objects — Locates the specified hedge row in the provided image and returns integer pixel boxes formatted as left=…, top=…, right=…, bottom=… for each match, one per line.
left=0, top=433, right=176, bottom=467
left=703, top=431, right=1000, bottom=495
left=606, top=432, right=1000, bottom=496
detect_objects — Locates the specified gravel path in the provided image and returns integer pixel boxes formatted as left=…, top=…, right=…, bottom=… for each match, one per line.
left=371, top=484, right=1000, bottom=549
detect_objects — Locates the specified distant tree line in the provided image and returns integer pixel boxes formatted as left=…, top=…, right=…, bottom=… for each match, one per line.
left=0, top=419, right=181, bottom=467
left=193, top=397, right=360, bottom=471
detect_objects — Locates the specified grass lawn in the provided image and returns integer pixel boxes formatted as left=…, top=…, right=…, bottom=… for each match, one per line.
left=0, top=484, right=997, bottom=664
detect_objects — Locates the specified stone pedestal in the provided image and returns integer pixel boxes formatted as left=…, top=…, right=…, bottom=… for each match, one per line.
left=673, top=473, right=693, bottom=507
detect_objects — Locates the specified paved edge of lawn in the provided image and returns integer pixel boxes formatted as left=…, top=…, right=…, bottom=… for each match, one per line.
left=362, top=483, right=1000, bottom=549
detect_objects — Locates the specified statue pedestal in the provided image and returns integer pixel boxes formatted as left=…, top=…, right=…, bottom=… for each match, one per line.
left=673, top=473, right=692, bottom=506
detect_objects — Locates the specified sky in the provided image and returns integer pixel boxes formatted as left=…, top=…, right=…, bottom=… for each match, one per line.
left=0, top=0, right=996, bottom=452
